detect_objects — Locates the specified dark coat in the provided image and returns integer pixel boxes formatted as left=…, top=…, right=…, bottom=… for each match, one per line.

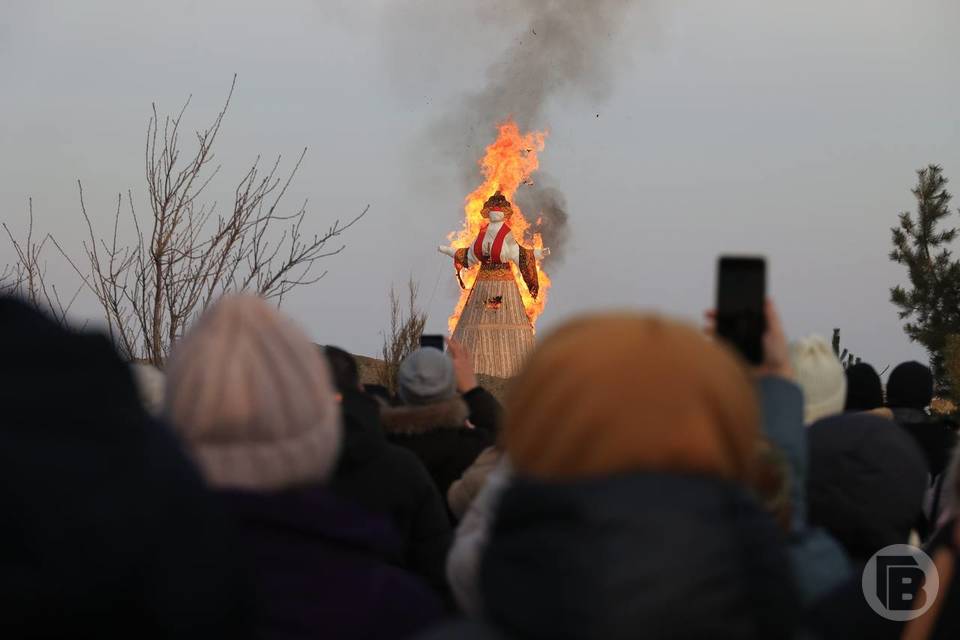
left=381, top=388, right=499, bottom=504
left=217, top=485, right=444, bottom=640
left=330, top=390, right=452, bottom=593
left=420, top=473, right=799, bottom=640
left=805, top=519, right=960, bottom=640
left=0, top=297, right=254, bottom=639
left=757, top=377, right=852, bottom=604
left=920, top=519, right=960, bottom=638
left=891, top=408, right=958, bottom=478
left=807, top=413, right=929, bottom=565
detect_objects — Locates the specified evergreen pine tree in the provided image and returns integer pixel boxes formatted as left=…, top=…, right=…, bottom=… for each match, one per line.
left=890, top=164, right=960, bottom=389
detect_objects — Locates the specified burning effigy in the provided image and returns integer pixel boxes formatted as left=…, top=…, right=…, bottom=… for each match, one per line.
left=438, top=120, right=552, bottom=378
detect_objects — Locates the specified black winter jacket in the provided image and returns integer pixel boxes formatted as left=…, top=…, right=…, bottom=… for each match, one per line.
left=807, top=413, right=929, bottom=565
left=381, top=388, right=500, bottom=505
left=330, top=390, right=452, bottom=593
left=891, top=407, right=958, bottom=478
left=0, top=297, right=254, bottom=639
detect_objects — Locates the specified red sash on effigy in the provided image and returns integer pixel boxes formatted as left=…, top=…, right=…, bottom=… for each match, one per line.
left=473, top=224, right=512, bottom=263
left=473, top=226, right=487, bottom=262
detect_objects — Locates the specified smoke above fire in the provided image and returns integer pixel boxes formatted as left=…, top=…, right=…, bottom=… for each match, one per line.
left=383, top=0, right=640, bottom=264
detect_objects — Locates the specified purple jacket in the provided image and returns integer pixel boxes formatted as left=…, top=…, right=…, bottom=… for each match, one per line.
left=217, top=485, right=444, bottom=640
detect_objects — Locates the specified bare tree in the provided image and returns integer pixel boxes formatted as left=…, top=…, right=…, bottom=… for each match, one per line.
left=2, top=199, right=80, bottom=324
left=379, top=278, right=427, bottom=394
left=50, top=76, right=366, bottom=365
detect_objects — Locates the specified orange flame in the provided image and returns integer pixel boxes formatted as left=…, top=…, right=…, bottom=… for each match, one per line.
left=447, top=120, right=553, bottom=333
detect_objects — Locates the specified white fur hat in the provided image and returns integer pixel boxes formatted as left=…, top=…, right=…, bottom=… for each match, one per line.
left=789, top=335, right=847, bottom=426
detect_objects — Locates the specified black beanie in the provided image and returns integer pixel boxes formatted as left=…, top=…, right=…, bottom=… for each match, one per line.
left=844, top=363, right=884, bottom=411
left=886, top=361, right=934, bottom=410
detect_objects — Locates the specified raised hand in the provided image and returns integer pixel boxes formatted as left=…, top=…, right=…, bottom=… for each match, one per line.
left=447, top=337, right=479, bottom=393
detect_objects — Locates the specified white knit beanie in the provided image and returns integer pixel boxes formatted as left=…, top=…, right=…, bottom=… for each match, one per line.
left=164, top=295, right=341, bottom=491
left=789, top=335, right=847, bottom=426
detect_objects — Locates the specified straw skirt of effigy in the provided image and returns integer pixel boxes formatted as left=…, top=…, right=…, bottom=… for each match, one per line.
left=452, top=265, right=535, bottom=379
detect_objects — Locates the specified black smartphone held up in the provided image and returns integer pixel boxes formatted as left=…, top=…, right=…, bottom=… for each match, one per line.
left=715, top=256, right=766, bottom=365
left=419, top=334, right=445, bottom=351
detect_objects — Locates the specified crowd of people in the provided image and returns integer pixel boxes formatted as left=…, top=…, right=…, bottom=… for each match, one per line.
left=1, top=292, right=959, bottom=639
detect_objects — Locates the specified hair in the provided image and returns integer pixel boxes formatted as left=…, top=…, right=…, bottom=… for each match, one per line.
left=844, top=362, right=884, bottom=411
left=886, top=361, right=934, bottom=410
left=751, top=440, right=793, bottom=533
left=324, top=345, right=361, bottom=394
left=363, top=384, right=394, bottom=406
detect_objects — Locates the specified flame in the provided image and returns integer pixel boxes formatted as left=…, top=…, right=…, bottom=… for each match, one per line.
left=447, top=120, right=553, bottom=333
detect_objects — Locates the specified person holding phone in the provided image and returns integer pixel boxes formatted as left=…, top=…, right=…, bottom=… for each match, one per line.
left=711, top=259, right=853, bottom=607
left=381, top=338, right=503, bottom=517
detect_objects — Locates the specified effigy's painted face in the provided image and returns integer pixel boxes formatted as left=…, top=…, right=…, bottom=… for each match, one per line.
left=480, top=208, right=513, bottom=222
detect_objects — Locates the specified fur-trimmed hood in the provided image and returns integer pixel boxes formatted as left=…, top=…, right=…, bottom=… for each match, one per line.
left=380, top=397, right=470, bottom=436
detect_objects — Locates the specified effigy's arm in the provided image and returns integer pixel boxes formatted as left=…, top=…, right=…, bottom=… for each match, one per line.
left=439, top=245, right=474, bottom=268
left=439, top=245, right=473, bottom=289
left=518, top=246, right=540, bottom=299
left=454, top=248, right=470, bottom=272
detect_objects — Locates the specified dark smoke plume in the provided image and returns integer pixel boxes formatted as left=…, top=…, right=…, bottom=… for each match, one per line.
left=514, top=178, right=570, bottom=262
left=384, top=0, right=639, bottom=262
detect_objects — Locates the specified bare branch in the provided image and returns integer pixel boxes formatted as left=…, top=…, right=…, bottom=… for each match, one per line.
left=44, top=76, right=363, bottom=365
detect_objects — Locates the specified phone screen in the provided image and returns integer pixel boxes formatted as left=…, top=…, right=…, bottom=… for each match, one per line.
left=419, top=334, right=445, bottom=351
left=716, top=257, right=766, bottom=365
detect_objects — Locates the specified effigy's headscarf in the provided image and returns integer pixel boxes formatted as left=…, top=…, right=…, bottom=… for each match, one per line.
left=481, top=191, right=513, bottom=219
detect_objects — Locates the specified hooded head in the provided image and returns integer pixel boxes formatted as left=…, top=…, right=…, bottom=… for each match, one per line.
left=0, top=297, right=253, bottom=636
left=789, top=336, right=846, bottom=425
left=807, top=412, right=928, bottom=563
left=165, top=295, right=341, bottom=492
left=397, top=348, right=457, bottom=406
left=504, top=313, right=760, bottom=483
left=886, top=361, right=934, bottom=410
left=843, top=362, right=883, bottom=411
left=323, top=345, right=361, bottom=395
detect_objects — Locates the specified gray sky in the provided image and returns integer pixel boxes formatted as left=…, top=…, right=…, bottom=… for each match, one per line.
left=2, top=0, right=959, bottom=374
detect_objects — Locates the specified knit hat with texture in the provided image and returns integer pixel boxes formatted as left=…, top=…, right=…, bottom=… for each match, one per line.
left=886, top=361, right=934, bottom=410
left=164, top=295, right=341, bottom=491
left=789, top=336, right=847, bottom=426
left=397, top=347, right=457, bottom=406
left=505, top=314, right=760, bottom=482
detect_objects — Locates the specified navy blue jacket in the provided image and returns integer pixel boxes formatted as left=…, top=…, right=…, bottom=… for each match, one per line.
left=218, top=486, right=444, bottom=640
left=421, top=473, right=799, bottom=640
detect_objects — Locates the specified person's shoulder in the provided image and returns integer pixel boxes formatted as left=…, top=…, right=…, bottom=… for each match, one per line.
left=368, top=441, right=449, bottom=502
left=414, top=620, right=508, bottom=640
left=380, top=441, right=435, bottom=479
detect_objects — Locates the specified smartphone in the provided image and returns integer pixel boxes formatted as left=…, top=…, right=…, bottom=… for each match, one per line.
left=715, top=256, right=766, bottom=365
left=419, top=334, right=445, bottom=351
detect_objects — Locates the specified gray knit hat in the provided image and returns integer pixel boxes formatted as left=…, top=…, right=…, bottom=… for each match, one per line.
left=398, top=347, right=458, bottom=406
left=164, top=295, right=341, bottom=491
